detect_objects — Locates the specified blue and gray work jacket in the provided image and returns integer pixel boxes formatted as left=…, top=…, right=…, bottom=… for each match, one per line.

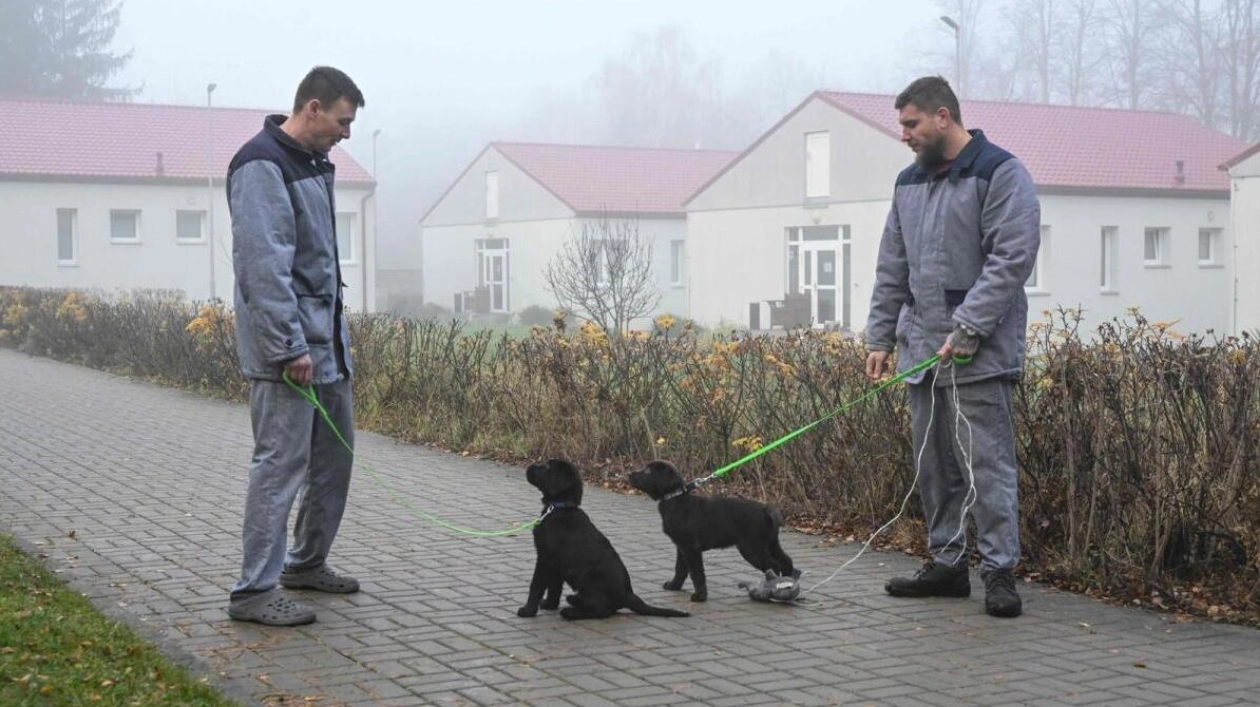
left=866, top=129, right=1041, bottom=385
left=227, top=115, right=353, bottom=384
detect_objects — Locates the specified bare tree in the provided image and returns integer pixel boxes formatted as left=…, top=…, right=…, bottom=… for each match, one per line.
left=1161, top=0, right=1224, bottom=130
left=1059, top=0, right=1104, bottom=105
left=1004, top=0, right=1057, bottom=102
left=1102, top=0, right=1165, bottom=110
left=731, top=49, right=826, bottom=135
left=937, top=0, right=987, bottom=98
left=543, top=217, right=660, bottom=334
left=591, top=26, right=734, bottom=149
left=1221, top=0, right=1260, bottom=139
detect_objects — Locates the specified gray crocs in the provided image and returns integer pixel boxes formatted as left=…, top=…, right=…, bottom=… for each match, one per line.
left=227, top=590, right=316, bottom=626
left=279, top=564, right=360, bottom=593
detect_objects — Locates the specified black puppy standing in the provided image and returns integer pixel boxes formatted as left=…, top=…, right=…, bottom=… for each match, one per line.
left=629, top=460, right=796, bottom=602
left=518, top=459, right=689, bottom=620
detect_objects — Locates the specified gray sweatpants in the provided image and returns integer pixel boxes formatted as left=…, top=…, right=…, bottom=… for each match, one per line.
left=908, top=374, right=1019, bottom=572
left=230, top=376, right=354, bottom=598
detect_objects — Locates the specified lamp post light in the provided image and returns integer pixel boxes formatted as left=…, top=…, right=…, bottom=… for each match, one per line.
left=206, top=82, right=218, bottom=301
left=940, top=15, right=961, bottom=98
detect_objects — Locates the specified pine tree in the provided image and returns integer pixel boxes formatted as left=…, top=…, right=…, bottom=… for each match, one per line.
left=0, top=0, right=134, bottom=100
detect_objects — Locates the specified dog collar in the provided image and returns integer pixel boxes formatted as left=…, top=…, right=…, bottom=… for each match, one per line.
left=661, top=481, right=697, bottom=501
left=545, top=501, right=578, bottom=513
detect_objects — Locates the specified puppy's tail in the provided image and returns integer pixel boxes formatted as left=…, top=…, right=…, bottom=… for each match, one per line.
left=626, top=593, right=689, bottom=618
left=765, top=506, right=784, bottom=529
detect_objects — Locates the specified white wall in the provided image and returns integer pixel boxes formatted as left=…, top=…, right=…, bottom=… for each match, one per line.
left=1036, top=193, right=1230, bottom=335
left=422, top=147, right=572, bottom=227
left=687, top=96, right=906, bottom=212
left=1230, top=152, right=1260, bottom=333
left=423, top=216, right=688, bottom=325
left=687, top=201, right=890, bottom=328
left=0, top=179, right=376, bottom=311
left=687, top=191, right=1231, bottom=336
left=422, top=217, right=573, bottom=314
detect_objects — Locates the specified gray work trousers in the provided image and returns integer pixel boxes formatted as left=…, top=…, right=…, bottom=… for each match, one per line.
left=230, top=376, right=354, bottom=598
left=908, top=374, right=1020, bottom=572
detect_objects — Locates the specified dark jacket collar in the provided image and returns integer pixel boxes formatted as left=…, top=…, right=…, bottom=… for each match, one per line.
left=911, top=128, right=988, bottom=183
left=264, top=114, right=329, bottom=162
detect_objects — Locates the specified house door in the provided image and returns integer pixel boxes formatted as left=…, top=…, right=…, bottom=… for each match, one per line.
left=788, top=226, right=846, bottom=327
left=476, top=238, right=509, bottom=312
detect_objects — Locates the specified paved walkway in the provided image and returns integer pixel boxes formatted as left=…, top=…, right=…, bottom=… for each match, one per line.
left=3, top=348, right=1260, bottom=707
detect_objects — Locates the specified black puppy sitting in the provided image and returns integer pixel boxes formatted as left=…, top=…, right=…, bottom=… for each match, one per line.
left=517, top=458, right=689, bottom=620
left=628, top=460, right=796, bottom=602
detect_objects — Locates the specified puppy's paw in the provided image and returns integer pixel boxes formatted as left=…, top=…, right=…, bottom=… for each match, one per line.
left=663, top=580, right=684, bottom=591
left=689, top=590, right=708, bottom=602
left=516, top=605, right=538, bottom=618
left=559, top=607, right=578, bottom=620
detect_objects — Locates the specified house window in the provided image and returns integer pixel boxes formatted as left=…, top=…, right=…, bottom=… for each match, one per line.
left=57, top=208, right=77, bottom=265
left=670, top=240, right=684, bottom=286
left=1027, top=225, right=1050, bottom=291
left=805, top=131, right=830, bottom=199
left=176, top=210, right=205, bottom=243
left=486, top=171, right=500, bottom=220
left=1100, top=226, right=1118, bottom=291
left=1199, top=228, right=1222, bottom=266
left=336, top=212, right=356, bottom=264
left=110, top=210, right=140, bottom=243
left=1144, top=227, right=1169, bottom=266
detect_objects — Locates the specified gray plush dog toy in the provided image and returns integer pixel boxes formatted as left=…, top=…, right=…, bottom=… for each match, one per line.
left=738, top=569, right=803, bottom=603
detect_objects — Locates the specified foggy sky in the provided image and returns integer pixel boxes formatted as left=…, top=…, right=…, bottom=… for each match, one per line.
left=111, top=0, right=951, bottom=262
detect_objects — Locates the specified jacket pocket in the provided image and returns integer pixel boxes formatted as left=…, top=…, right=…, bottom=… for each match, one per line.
left=296, top=294, right=334, bottom=345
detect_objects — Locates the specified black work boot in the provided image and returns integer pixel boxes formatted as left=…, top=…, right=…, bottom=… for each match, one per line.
left=885, top=560, right=970, bottom=598
left=981, top=568, right=1022, bottom=618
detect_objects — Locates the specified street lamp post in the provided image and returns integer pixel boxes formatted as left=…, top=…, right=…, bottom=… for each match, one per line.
left=368, top=128, right=381, bottom=312
left=940, top=15, right=961, bottom=98
left=206, top=82, right=217, bottom=301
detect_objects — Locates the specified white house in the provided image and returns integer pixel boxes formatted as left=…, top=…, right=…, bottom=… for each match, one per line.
left=1224, top=143, right=1260, bottom=334
left=0, top=96, right=378, bottom=311
left=419, top=142, right=736, bottom=323
left=684, top=91, right=1249, bottom=336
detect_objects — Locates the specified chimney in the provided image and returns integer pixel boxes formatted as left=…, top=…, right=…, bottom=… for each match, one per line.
left=1175, top=160, right=1185, bottom=186
left=155, top=151, right=165, bottom=176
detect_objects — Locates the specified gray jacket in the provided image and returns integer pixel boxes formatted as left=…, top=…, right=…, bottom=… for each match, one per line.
left=866, top=130, right=1041, bottom=385
left=227, top=115, right=353, bottom=384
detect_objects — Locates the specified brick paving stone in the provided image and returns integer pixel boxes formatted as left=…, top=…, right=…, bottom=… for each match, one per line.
left=3, top=349, right=1260, bottom=706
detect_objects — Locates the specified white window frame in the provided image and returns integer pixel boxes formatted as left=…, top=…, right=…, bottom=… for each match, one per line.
left=486, top=171, right=500, bottom=220
left=669, top=239, right=685, bottom=287
left=805, top=131, right=831, bottom=199
left=110, top=209, right=141, bottom=244
left=1198, top=227, right=1222, bottom=267
left=1100, top=226, right=1118, bottom=292
left=1026, top=225, right=1051, bottom=293
left=1144, top=227, right=1170, bottom=267
left=336, top=212, right=357, bottom=264
left=57, top=208, right=78, bottom=266
left=176, top=209, right=206, bottom=244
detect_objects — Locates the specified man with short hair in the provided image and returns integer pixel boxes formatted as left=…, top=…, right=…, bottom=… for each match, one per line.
left=865, top=75, right=1040, bottom=618
left=225, top=66, right=366, bottom=625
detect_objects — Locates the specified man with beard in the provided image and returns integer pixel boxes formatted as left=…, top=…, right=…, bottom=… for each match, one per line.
left=864, top=76, right=1040, bottom=618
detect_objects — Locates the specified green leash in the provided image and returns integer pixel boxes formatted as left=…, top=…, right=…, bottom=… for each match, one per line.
left=283, top=374, right=545, bottom=537
left=702, top=354, right=941, bottom=482
left=282, top=353, right=942, bottom=534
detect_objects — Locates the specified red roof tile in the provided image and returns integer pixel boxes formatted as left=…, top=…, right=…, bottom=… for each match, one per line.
left=818, top=91, right=1247, bottom=194
left=493, top=142, right=738, bottom=214
left=1, top=96, right=374, bottom=185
